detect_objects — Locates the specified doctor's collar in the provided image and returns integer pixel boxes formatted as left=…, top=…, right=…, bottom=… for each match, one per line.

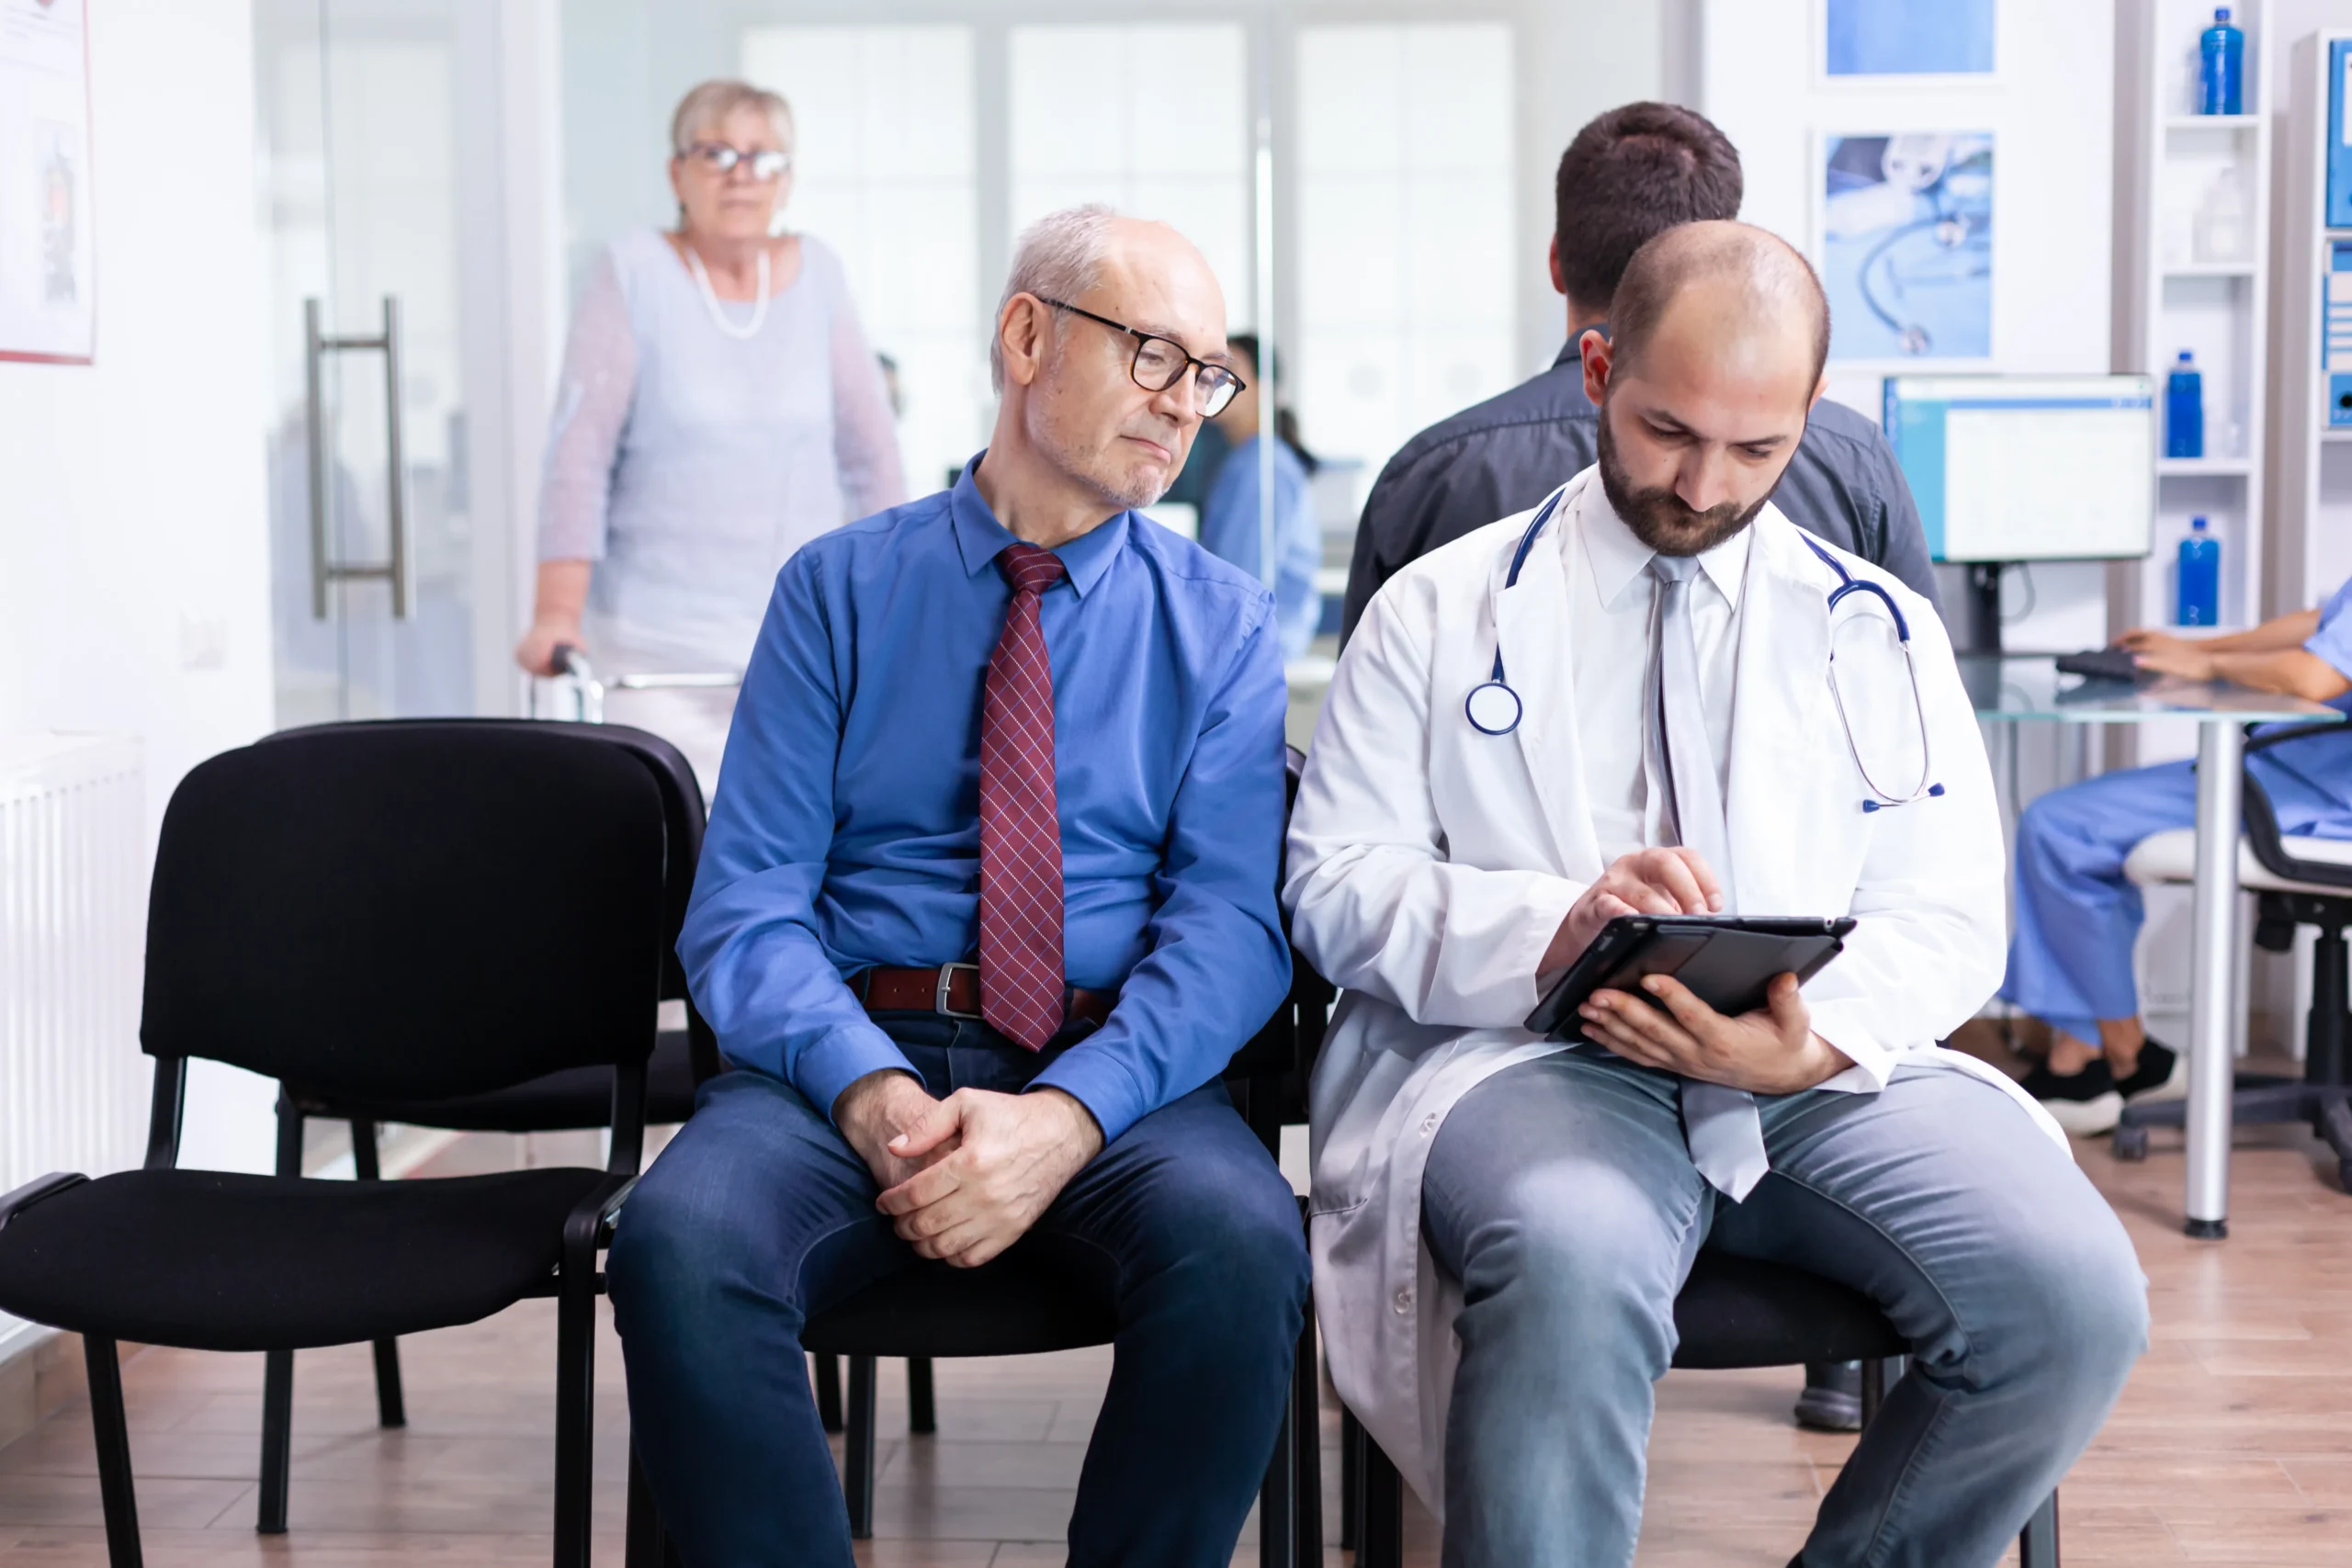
left=1578, top=482, right=1750, bottom=612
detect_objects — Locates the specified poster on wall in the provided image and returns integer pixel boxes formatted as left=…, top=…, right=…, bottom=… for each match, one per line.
left=1818, top=132, right=1993, bottom=363
left=0, top=0, right=95, bottom=365
left=1822, top=0, right=1996, bottom=78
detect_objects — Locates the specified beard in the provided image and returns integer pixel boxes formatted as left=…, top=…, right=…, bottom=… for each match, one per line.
left=1595, top=402, right=1770, bottom=558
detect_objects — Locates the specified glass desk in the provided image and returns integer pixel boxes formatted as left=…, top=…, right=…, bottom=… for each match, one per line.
left=1962, top=656, right=2345, bottom=1237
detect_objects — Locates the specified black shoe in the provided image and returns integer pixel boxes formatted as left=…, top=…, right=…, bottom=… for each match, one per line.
left=2019, top=1056, right=2123, bottom=1135
left=2115, top=1038, right=2185, bottom=1103
left=1792, top=1360, right=1861, bottom=1432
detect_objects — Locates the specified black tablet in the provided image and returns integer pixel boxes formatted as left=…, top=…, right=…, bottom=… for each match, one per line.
left=1524, top=915, right=1858, bottom=1040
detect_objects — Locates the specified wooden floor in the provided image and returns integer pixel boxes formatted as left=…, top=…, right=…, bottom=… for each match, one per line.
left=3, top=1115, right=2350, bottom=1566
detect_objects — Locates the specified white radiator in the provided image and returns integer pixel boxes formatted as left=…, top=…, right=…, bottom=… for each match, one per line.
left=0, top=735, right=148, bottom=1355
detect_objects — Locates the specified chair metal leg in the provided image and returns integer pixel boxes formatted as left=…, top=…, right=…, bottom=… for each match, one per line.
left=368, top=1337, right=407, bottom=1428
left=257, top=1094, right=301, bottom=1534
left=2018, top=1488, right=2061, bottom=1566
left=550, top=1280, right=596, bottom=1568
left=844, top=1354, right=878, bottom=1540
left=1859, top=1355, right=1885, bottom=1428
left=256, top=1348, right=293, bottom=1534
left=1256, top=1362, right=1296, bottom=1568
left=1291, top=1289, right=1323, bottom=1568
left=1358, top=1418, right=1405, bottom=1568
left=348, top=1119, right=407, bottom=1428
left=813, top=1351, right=843, bottom=1433
left=1340, top=1404, right=1363, bottom=1551
left=85, top=1336, right=143, bottom=1568
left=907, top=1355, right=936, bottom=1434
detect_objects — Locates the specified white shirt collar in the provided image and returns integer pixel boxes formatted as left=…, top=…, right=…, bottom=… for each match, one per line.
left=1577, top=478, right=1752, bottom=612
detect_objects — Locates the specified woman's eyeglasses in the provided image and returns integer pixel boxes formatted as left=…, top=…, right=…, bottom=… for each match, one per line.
left=1035, top=297, right=1245, bottom=417
left=681, top=142, right=792, bottom=181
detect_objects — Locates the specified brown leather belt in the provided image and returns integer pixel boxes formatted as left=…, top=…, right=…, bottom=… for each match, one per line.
left=854, top=963, right=1115, bottom=1029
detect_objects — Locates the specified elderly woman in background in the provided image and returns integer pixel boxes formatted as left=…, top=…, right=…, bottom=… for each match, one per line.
left=517, top=78, right=906, bottom=793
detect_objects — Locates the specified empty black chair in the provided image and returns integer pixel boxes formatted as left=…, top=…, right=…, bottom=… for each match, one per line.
left=0, top=723, right=676, bottom=1568
left=260, top=720, right=718, bottom=1493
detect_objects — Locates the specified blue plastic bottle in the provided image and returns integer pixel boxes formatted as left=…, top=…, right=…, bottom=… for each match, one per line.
left=2200, top=7, right=2245, bottom=115
left=2177, top=516, right=2221, bottom=626
left=2166, top=351, right=2204, bottom=458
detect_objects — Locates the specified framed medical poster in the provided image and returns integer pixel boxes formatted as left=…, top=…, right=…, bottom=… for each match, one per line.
left=1819, top=0, right=1996, bottom=82
left=1816, top=131, right=1994, bottom=364
left=0, top=0, right=96, bottom=365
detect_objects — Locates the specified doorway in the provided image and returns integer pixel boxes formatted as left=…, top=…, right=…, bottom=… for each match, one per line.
left=254, top=0, right=535, bottom=728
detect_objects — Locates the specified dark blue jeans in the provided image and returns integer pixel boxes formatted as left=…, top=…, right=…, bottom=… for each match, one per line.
left=606, top=1014, right=1310, bottom=1568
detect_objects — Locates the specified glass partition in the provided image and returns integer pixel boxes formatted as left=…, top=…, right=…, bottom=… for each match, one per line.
left=557, top=0, right=1540, bottom=732
left=741, top=25, right=983, bottom=497
left=1295, top=22, right=1517, bottom=513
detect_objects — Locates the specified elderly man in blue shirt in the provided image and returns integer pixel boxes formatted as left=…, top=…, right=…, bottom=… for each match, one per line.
left=606, top=204, right=1308, bottom=1568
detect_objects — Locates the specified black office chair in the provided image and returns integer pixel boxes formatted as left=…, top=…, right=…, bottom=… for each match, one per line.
left=254, top=719, right=718, bottom=1513
left=627, top=748, right=1329, bottom=1568
left=0, top=723, right=674, bottom=1568
left=2113, top=720, right=2352, bottom=1191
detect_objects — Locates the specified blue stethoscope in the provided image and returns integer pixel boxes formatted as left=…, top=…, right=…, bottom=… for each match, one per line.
left=1463, top=485, right=1944, bottom=812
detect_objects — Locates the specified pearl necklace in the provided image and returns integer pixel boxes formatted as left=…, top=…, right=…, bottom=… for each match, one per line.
left=685, top=243, right=771, bottom=340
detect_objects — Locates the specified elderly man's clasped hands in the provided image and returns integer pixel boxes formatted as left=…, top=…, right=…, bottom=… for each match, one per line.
left=835, top=1070, right=1104, bottom=1269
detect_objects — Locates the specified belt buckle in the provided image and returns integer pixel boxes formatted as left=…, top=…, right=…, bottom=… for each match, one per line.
left=935, top=961, right=984, bottom=1021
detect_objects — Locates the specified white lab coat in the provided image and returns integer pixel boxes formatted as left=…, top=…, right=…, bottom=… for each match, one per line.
left=1284, top=468, right=2064, bottom=1515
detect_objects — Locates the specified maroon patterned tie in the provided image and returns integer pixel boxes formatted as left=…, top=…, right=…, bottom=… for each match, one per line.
left=978, top=543, right=1069, bottom=1050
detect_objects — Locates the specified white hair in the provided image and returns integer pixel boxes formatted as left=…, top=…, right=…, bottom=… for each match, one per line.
left=990, top=204, right=1120, bottom=393
left=670, top=79, right=794, bottom=155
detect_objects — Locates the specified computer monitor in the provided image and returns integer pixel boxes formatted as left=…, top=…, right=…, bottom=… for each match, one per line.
left=1881, top=373, right=2157, bottom=653
left=1882, top=374, right=2157, bottom=564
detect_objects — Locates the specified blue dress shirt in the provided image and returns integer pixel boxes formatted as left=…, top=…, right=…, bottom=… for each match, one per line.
left=680, top=456, right=1294, bottom=1144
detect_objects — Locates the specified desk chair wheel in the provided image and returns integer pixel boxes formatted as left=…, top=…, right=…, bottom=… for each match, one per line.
left=2111, top=1123, right=2150, bottom=1161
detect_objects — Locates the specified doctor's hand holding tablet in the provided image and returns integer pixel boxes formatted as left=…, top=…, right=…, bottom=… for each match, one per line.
left=1534, top=846, right=1859, bottom=1096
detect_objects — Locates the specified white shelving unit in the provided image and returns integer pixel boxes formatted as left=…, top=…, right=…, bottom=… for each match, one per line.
left=2275, top=29, right=2352, bottom=617
left=2116, top=0, right=2278, bottom=639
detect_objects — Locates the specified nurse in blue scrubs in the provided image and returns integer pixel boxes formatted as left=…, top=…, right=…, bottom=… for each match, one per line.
left=2007, top=577, right=2352, bottom=1133
left=1194, top=334, right=1322, bottom=660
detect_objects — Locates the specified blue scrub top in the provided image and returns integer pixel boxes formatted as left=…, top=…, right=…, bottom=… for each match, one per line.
left=2253, top=575, right=2352, bottom=830
left=1197, top=434, right=1322, bottom=660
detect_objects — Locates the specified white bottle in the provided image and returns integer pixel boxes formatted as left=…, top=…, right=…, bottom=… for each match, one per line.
left=2194, top=168, right=2252, bottom=264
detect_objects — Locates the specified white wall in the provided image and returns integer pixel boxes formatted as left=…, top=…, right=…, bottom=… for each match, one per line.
left=1516, top=4, right=1668, bottom=371
left=0, top=0, right=280, bottom=1174
left=1698, top=0, right=2118, bottom=652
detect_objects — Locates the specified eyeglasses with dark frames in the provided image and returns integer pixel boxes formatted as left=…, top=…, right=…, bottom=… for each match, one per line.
left=681, top=141, right=793, bottom=181
left=1033, top=296, right=1246, bottom=417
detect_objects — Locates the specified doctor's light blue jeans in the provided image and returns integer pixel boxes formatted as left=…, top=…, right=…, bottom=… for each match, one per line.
left=1420, top=1049, right=2147, bottom=1568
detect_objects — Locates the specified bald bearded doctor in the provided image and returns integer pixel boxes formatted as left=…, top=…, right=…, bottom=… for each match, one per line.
left=1286, top=222, right=2147, bottom=1568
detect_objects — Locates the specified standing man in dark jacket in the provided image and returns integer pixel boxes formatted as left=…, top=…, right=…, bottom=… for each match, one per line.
left=1338, top=101, right=1932, bottom=1434
left=1340, top=101, right=1939, bottom=645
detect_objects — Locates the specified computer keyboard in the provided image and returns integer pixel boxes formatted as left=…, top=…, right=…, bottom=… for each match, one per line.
left=2054, top=647, right=2154, bottom=684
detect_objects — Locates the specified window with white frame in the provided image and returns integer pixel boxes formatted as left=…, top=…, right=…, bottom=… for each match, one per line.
left=741, top=25, right=984, bottom=495
left=1008, top=23, right=1254, bottom=327
left=1295, top=22, right=1517, bottom=494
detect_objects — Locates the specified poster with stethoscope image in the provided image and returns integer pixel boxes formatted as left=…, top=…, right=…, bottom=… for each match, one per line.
left=1815, top=131, right=1994, bottom=366
left=0, top=0, right=94, bottom=365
